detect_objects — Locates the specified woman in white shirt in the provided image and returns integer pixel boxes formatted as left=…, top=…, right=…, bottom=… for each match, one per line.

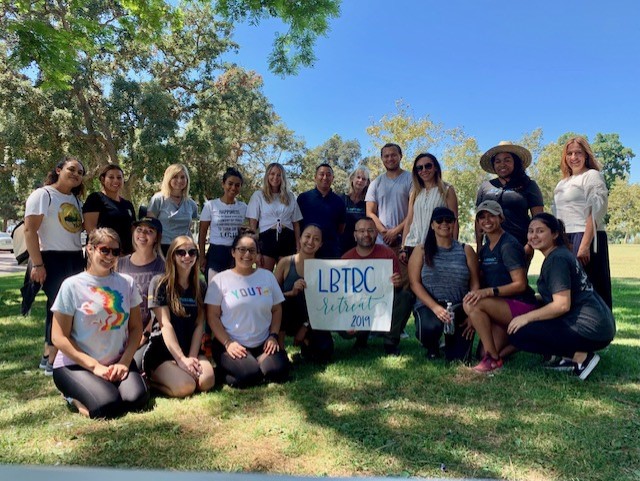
left=246, top=163, right=302, bottom=271
left=553, top=137, right=611, bottom=308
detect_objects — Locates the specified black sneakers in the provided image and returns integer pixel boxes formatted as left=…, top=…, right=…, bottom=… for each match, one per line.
left=574, top=352, right=600, bottom=381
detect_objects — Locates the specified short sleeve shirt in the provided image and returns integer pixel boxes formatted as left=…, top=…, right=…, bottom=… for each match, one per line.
left=200, top=198, right=248, bottom=245
left=25, top=186, right=83, bottom=251
left=147, top=193, right=198, bottom=245
left=365, top=171, right=412, bottom=245
left=205, top=269, right=285, bottom=348
left=83, top=192, right=136, bottom=254
left=341, top=244, right=400, bottom=275
left=246, top=191, right=302, bottom=233
left=51, top=271, right=142, bottom=367
left=117, top=255, right=166, bottom=329
left=297, top=188, right=346, bottom=259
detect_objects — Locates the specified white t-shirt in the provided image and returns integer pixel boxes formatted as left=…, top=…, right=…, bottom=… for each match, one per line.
left=147, top=193, right=199, bottom=245
left=365, top=170, right=412, bottom=244
left=25, top=186, right=83, bottom=251
left=51, top=271, right=142, bottom=368
left=205, top=269, right=285, bottom=348
left=246, top=190, right=302, bottom=233
left=200, top=198, right=247, bottom=245
left=553, top=170, right=608, bottom=233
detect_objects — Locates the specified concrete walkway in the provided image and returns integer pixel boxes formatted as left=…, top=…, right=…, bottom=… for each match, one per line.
left=0, top=251, right=26, bottom=276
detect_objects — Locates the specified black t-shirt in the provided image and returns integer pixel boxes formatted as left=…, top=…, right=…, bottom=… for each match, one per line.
left=476, top=177, right=544, bottom=246
left=83, top=192, right=136, bottom=254
left=538, top=247, right=615, bottom=342
left=479, top=232, right=536, bottom=304
left=339, top=193, right=366, bottom=254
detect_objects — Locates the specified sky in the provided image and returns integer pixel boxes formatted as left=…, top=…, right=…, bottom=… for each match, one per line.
left=226, top=0, right=640, bottom=182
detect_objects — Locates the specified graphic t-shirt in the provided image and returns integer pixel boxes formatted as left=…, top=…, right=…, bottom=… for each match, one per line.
left=25, top=186, right=83, bottom=251
left=117, top=255, right=166, bottom=328
left=205, top=269, right=285, bottom=348
left=200, top=198, right=248, bottom=246
left=51, top=271, right=142, bottom=367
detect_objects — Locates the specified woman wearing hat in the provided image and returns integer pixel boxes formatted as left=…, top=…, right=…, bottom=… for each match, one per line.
left=553, top=137, right=611, bottom=309
left=117, top=217, right=166, bottom=369
left=476, top=142, right=544, bottom=253
left=408, top=207, right=479, bottom=361
left=463, top=200, right=538, bottom=373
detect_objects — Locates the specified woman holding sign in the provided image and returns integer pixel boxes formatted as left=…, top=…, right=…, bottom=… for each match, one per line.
left=206, top=230, right=290, bottom=388
left=275, top=224, right=335, bottom=363
left=408, top=207, right=480, bottom=361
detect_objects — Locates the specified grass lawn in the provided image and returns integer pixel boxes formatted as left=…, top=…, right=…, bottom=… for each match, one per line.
left=1, top=265, right=639, bottom=480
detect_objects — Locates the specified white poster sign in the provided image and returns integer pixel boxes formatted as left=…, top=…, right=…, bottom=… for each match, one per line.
left=304, top=259, right=394, bottom=331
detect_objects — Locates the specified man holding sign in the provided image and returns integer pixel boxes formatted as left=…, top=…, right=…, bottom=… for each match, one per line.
left=341, top=217, right=414, bottom=355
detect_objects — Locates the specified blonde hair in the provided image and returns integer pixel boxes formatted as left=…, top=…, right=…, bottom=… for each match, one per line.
left=261, top=163, right=291, bottom=205
left=160, top=163, right=191, bottom=199
left=158, top=236, right=203, bottom=318
left=561, top=136, right=602, bottom=178
left=346, top=165, right=371, bottom=200
left=87, top=228, right=120, bottom=272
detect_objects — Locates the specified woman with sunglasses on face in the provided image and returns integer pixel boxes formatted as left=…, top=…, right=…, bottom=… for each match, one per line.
left=117, top=217, right=166, bottom=370
left=24, top=156, right=86, bottom=375
left=51, top=228, right=149, bottom=418
left=199, top=167, right=247, bottom=282
left=508, top=214, right=615, bottom=380
left=553, top=137, right=612, bottom=309
left=147, top=163, right=199, bottom=256
left=408, top=208, right=480, bottom=361
left=143, top=237, right=214, bottom=397
left=400, top=153, right=458, bottom=264
left=463, top=201, right=538, bottom=373
left=83, top=164, right=136, bottom=255
left=247, top=163, right=302, bottom=272
left=476, top=142, right=544, bottom=257
left=206, top=230, right=290, bottom=388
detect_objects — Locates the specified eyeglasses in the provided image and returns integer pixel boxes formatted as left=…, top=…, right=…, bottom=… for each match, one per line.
left=416, top=163, right=434, bottom=172
left=135, top=227, right=156, bottom=235
left=354, top=228, right=376, bottom=234
left=95, top=245, right=121, bottom=256
left=175, top=248, right=198, bottom=258
left=234, top=246, right=257, bottom=255
left=434, top=217, right=456, bottom=225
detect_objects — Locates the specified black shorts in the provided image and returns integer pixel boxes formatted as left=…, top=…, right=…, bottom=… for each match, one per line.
left=259, top=227, right=296, bottom=259
left=206, top=244, right=234, bottom=272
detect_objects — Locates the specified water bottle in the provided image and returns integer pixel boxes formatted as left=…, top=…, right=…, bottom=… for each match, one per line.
left=443, top=301, right=455, bottom=335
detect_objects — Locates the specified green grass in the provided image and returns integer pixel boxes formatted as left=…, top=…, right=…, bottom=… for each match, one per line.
left=1, top=273, right=639, bottom=481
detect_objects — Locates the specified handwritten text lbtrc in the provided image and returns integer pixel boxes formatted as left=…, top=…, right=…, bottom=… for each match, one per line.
left=318, top=267, right=376, bottom=294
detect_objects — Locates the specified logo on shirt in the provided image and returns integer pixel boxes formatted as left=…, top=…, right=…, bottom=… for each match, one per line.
left=58, top=203, right=83, bottom=233
left=229, top=286, right=271, bottom=299
left=80, top=286, right=128, bottom=330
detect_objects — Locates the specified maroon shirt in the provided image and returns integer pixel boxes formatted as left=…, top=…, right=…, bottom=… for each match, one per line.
left=341, top=244, right=400, bottom=275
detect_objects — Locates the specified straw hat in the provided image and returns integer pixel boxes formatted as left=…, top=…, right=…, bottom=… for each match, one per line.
left=480, top=141, right=532, bottom=174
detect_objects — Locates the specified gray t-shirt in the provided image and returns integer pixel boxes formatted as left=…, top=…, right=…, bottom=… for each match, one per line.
left=365, top=170, right=412, bottom=245
left=147, top=193, right=198, bottom=245
left=117, top=255, right=166, bottom=329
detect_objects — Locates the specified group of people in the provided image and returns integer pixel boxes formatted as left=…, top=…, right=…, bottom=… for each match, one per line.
left=23, top=135, right=615, bottom=419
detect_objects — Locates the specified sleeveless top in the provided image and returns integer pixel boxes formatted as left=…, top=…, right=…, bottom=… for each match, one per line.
left=282, top=255, right=302, bottom=291
left=404, top=184, right=450, bottom=247
left=416, top=240, right=469, bottom=308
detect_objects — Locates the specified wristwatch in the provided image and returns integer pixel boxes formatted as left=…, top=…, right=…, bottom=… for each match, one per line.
left=492, top=287, right=499, bottom=297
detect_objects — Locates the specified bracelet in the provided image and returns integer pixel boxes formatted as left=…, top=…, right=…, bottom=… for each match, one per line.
left=268, top=332, right=278, bottom=340
left=32, top=264, right=44, bottom=268
left=223, top=339, right=232, bottom=348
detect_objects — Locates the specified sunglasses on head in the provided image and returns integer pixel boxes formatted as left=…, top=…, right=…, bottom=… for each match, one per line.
left=95, top=245, right=121, bottom=256
left=174, top=248, right=198, bottom=258
left=416, top=163, right=434, bottom=172
left=434, top=217, right=456, bottom=225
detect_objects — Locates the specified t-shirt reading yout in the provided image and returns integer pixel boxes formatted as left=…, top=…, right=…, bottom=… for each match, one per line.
left=51, top=271, right=142, bottom=368
left=205, top=268, right=284, bottom=348
left=25, top=186, right=83, bottom=251
left=200, top=198, right=248, bottom=246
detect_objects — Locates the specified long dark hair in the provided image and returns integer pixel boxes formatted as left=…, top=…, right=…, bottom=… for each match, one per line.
left=44, top=156, right=85, bottom=197
left=491, top=153, right=531, bottom=190
left=530, top=213, right=569, bottom=248
left=422, top=207, right=455, bottom=267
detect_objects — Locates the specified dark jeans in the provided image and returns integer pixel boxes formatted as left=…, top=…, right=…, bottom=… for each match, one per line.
left=414, top=303, right=474, bottom=361
left=53, top=361, right=149, bottom=419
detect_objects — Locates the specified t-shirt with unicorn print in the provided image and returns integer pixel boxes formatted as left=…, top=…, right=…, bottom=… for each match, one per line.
left=52, top=271, right=142, bottom=368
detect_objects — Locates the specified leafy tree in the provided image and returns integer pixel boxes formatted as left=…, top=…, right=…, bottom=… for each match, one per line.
left=607, top=179, right=640, bottom=243
left=591, top=133, right=635, bottom=190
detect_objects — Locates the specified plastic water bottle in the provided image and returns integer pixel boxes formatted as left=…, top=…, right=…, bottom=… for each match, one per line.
left=443, top=301, right=455, bottom=335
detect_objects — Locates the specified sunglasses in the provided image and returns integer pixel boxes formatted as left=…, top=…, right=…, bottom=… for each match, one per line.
left=235, top=246, right=258, bottom=255
left=434, top=217, right=456, bottom=225
left=95, top=245, right=121, bottom=256
left=175, top=248, right=198, bottom=258
left=415, top=163, right=434, bottom=172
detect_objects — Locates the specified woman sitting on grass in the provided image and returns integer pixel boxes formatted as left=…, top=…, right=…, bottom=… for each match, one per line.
left=143, top=236, right=214, bottom=397
left=206, top=230, right=290, bottom=388
left=463, top=200, right=538, bottom=373
left=408, top=207, right=480, bottom=362
left=51, top=228, right=149, bottom=418
left=508, top=213, right=615, bottom=380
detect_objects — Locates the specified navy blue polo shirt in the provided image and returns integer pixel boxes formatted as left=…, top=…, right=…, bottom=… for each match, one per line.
left=297, top=188, right=346, bottom=259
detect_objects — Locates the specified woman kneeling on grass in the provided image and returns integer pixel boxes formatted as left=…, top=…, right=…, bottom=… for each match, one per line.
left=143, top=236, right=214, bottom=397
left=51, top=228, right=149, bottom=418
left=206, top=230, right=290, bottom=388
left=507, top=213, right=615, bottom=380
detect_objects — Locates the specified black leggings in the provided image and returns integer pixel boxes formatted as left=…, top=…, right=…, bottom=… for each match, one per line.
left=212, top=340, right=290, bottom=388
left=53, top=362, right=149, bottom=419
left=41, top=250, right=85, bottom=345
left=414, top=304, right=474, bottom=361
left=281, top=293, right=334, bottom=363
